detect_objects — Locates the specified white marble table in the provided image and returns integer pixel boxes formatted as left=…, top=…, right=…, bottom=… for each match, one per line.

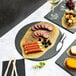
left=0, top=1, right=76, bottom=76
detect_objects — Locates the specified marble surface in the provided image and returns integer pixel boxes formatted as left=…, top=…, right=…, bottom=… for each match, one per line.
left=0, top=1, right=76, bottom=76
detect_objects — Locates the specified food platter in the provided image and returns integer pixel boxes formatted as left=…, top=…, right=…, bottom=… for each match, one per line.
left=15, top=22, right=62, bottom=61
left=56, top=40, right=76, bottom=76
left=45, top=1, right=76, bottom=33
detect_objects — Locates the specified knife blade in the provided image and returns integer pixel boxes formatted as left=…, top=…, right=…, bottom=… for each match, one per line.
left=56, top=33, right=66, bottom=51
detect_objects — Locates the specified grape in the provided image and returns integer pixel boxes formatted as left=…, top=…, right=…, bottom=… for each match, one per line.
left=66, top=0, right=75, bottom=10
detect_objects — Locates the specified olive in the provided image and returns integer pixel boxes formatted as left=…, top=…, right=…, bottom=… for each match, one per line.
left=73, top=15, right=76, bottom=17
left=45, top=45, right=48, bottom=48
left=42, top=42, right=45, bottom=45
left=38, top=38, right=41, bottom=41
left=66, top=19, right=69, bottom=22
left=47, top=40, right=52, bottom=45
left=49, top=42, right=52, bottom=45
left=44, top=39, right=47, bottom=42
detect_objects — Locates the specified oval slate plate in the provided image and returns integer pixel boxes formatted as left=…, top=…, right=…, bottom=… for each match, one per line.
left=44, top=1, right=76, bottom=33
left=15, top=22, right=62, bottom=61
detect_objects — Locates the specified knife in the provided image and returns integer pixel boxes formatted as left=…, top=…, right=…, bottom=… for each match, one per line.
left=56, top=33, right=66, bottom=51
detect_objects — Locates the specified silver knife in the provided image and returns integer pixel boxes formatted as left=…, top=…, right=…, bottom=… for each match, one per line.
left=56, top=33, right=66, bottom=51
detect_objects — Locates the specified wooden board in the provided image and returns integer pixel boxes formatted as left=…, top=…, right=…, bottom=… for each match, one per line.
left=44, top=1, right=76, bottom=33
left=55, top=40, right=76, bottom=76
left=62, top=16, right=76, bottom=29
left=15, top=22, right=62, bottom=61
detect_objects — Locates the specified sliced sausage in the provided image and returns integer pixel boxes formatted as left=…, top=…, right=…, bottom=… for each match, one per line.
left=44, top=24, right=49, bottom=29
left=34, top=31, right=39, bottom=37
left=31, top=26, right=36, bottom=31
left=47, top=26, right=53, bottom=31
left=31, top=23, right=53, bottom=31
left=34, top=24, right=39, bottom=29
left=33, top=30, right=49, bottom=39
left=43, top=33, right=49, bottom=39
left=32, top=34, right=38, bottom=38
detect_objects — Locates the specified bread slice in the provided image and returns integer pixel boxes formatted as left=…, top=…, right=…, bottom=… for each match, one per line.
left=65, top=58, right=76, bottom=70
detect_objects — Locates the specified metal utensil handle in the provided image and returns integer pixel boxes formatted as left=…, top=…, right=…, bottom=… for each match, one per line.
left=60, top=34, right=66, bottom=43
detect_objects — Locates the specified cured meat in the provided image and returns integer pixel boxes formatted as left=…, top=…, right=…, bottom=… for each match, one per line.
left=31, top=23, right=53, bottom=31
left=33, top=30, right=49, bottom=39
left=24, top=46, right=41, bottom=50
left=25, top=48, right=43, bottom=54
left=34, top=24, right=39, bottom=29
left=23, top=42, right=43, bottom=54
left=48, top=26, right=53, bottom=31
left=31, top=26, right=36, bottom=31
left=23, top=42, right=39, bottom=46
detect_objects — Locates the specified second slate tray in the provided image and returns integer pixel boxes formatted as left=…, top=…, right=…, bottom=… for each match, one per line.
left=44, top=1, right=76, bottom=34
left=15, top=22, right=62, bottom=61
left=55, top=40, right=76, bottom=76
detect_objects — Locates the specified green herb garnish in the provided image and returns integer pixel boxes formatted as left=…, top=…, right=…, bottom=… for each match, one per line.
left=31, top=40, right=33, bottom=42
left=32, top=62, right=46, bottom=69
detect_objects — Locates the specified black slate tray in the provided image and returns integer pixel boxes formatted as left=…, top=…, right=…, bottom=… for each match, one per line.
left=2, top=59, right=25, bottom=76
left=44, top=1, right=76, bottom=34
left=55, top=40, right=76, bottom=76
left=0, top=0, right=46, bottom=37
left=15, top=22, right=62, bottom=61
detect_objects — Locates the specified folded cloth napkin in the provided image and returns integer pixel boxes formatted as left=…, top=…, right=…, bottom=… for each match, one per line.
left=2, top=59, right=25, bottom=76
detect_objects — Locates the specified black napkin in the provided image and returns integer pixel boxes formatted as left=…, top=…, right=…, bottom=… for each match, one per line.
left=2, top=59, right=25, bottom=76
left=0, top=0, right=46, bottom=37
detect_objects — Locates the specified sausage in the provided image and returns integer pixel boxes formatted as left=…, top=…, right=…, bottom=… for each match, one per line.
left=32, top=34, right=38, bottom=38
left=43, top=33, right=49, bottom=39
left=37, top=24, right=41, bottom=28
left=31, top=23, right=53, bottom=31
left=47, top=26, right=53, bottom=31
left=34, top=31, right=39, bottom=37
left=44, top=24, right=49, bottom=29
left=24, top=46, right=41, bottom=50
left=33, top=30, right=49, bottom=39
left=34, top=24, right=39, bottom=29
left=25, top=48, right=43, bottom=54
left=40, top=24, right=44, bottom=29
left=23, top=42, right=39, bottom=46
left=31, top=26, right=36, bottom=31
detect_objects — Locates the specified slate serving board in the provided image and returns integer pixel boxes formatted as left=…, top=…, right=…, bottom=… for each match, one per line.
left=44, top=1, right=76, bottom=34
left=2, top=59, right=25, bottom=76
left=15, top=22, right=62, bottom=61
left=0, top=0, right=46, bottom=37
left=55, top=40, right=76, bottom=76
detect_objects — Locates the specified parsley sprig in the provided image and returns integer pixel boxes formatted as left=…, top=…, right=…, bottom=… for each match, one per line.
left=32, top=62, right=46, bottom=69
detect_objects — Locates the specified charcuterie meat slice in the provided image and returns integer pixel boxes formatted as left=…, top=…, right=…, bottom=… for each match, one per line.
left=31, top=23, right=53, bottom=31
left=33, top=30, right=49, bottom=39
